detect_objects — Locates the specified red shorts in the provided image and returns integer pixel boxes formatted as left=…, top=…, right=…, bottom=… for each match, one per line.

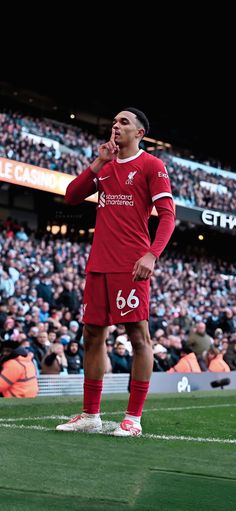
left=83, top=273, right=150, bottom=326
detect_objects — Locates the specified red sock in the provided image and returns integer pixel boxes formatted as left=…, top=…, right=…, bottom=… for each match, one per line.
left=83, top=378, right=103, bottom=414
left=127, top=379, right=149, bottom=417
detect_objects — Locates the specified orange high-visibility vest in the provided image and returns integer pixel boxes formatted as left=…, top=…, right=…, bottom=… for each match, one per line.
left=167, top=352, right=201, bottom=373
left=208, top=354, right=230, bottom=372
left=0, top=354, right=38, bottom=398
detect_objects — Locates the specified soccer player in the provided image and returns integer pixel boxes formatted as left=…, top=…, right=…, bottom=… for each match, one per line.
left=56, top=107, right=175, bottom=436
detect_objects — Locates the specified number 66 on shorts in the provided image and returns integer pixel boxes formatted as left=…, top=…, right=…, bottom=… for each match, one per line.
left=83, top=272, right=150, bottom=325
left=116, top=289, right=139, bottom=310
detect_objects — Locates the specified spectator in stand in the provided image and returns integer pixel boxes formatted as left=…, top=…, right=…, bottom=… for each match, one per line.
left=223, top=337, right=236, bottom=370
left=56, top=280, right=79, bottom=312
left=0, top=269, right=15, bottom=298
left=221, top=336, right=229, bottom=356
left=187, top=322, right=212, bottom=357
left=206, top=307, right=221, bottom=337
left=153, top=344, right=171, bottom=372
left=105, top=339, right=114, bottom=373
left=5, top=257, right=20, bottom=284
left=15, top=227, right=28, bottom=241
left=0, top=301, right=8, bottom=330
left=212, top=328, right=224, bottom=350
left=172, top=307, right=193, bottom=335
left=29, top=331, right=49, bottom=371
left=68, top=320, right=81, bottom=341
left=48, top=330, right=57, bottom=344
left=27, top=326, right=39, bottom=343
left=0, top=317, right=16, bottom=341
left=60, top=310, right=73, bottom=327
left=110, top=342, right=132, bottom=374
left=39, top=302, right=50, bottom=322
left=41, top=343, right=68, bottom=374
left=36, top=274, right=54, bottom=305
left=149, top=305, right=164, bottom=337
left=220, top=309, right=235, bottom=335
left=66, top=341, right=82, bottom=374
left=168, top=335, right=183, bottom=365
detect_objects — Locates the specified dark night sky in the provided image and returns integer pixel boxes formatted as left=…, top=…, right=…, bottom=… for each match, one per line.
left=2, top=4, right=234, bottom=169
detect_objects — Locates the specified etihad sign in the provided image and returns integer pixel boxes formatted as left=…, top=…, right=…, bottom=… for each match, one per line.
left=202, top=209, right=236, bottom=230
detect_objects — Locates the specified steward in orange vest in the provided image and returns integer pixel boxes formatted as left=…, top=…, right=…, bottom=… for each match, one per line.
left=167, top=343, right=201, bottom=373
left=207, top=347, right=230, bottom=372
left=0, top=340, right=38, bottom=398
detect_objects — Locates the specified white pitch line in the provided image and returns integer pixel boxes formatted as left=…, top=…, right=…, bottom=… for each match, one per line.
left=0, top=416, right=69, bottom=422
left=0, top=402, right=235, bottom=424
left=142, top=434, right=236, bottom=444
left=0, top=422, right=235, bottom=444
left=0, top=423, right=53, bottom=431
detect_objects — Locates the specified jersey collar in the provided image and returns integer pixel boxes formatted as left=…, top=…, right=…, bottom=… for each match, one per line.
left=116, top=149, right=143, bottom=164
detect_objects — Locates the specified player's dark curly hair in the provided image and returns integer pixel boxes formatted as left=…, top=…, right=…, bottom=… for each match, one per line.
left=124, top=107, right=150, bottom=135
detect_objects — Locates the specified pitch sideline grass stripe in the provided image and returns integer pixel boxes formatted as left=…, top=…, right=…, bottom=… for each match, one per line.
left=0, top=485, right=128, bottom=505
left=0, top=422, right=236, bottom=444
left=150, top=467, right=236, bottom=481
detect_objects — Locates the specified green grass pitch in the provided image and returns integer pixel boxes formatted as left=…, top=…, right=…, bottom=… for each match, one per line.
left=0, top=391, right=236, bottom=511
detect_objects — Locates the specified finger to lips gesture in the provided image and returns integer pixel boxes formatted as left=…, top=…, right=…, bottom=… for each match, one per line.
left=98, top=128, right=119, bottom=161
left=108, top=128, right=119, bottom=153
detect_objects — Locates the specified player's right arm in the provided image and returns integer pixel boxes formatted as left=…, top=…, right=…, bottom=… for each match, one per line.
left=65, top=129, right=118, bottom=205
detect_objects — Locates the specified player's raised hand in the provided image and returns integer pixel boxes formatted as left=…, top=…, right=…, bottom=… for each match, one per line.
left=110, top=127, right=116, bottom=145
left=97, top=128, right=119, bottom=162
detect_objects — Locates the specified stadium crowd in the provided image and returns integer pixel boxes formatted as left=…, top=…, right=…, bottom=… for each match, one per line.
left=1, top=111, right=236, bottom=213
left=0, top=221, right=236, bottom=378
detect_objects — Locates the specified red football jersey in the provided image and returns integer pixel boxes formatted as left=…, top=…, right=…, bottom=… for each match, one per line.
left=65, top=150, right=175, bottom=272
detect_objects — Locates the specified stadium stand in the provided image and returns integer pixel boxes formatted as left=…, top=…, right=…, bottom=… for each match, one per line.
left=0, top=109, right=236, bottom=382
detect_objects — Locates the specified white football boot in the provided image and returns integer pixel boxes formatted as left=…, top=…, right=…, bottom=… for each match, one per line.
left=112, top=419, right=142, bottom=437
left=56, top=413, right=102, bottom=433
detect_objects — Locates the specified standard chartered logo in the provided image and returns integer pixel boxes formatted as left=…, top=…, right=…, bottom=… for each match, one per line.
left=98, top=192, right=134, bottom=207
left=98, top=191, right=106, bottom=208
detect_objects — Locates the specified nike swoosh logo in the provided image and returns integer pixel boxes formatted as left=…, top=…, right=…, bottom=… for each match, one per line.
left=99, top=176, right=110, bottom=181
left=120, top=310, right=133, bottom=316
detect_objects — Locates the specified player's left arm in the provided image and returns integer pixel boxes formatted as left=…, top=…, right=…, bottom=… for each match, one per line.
left=149, top=196, right=175, bottom=258
left=132, top=158, right=175, bottom=281
left=149, top=157, right=175, bottom=259
left=132, top=198, right=175, bottom=281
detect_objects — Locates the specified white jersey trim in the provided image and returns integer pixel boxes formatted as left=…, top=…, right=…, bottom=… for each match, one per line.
left=152, top=192, right=173, bottom=202
left=116, top=149, right=143, bottom=164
